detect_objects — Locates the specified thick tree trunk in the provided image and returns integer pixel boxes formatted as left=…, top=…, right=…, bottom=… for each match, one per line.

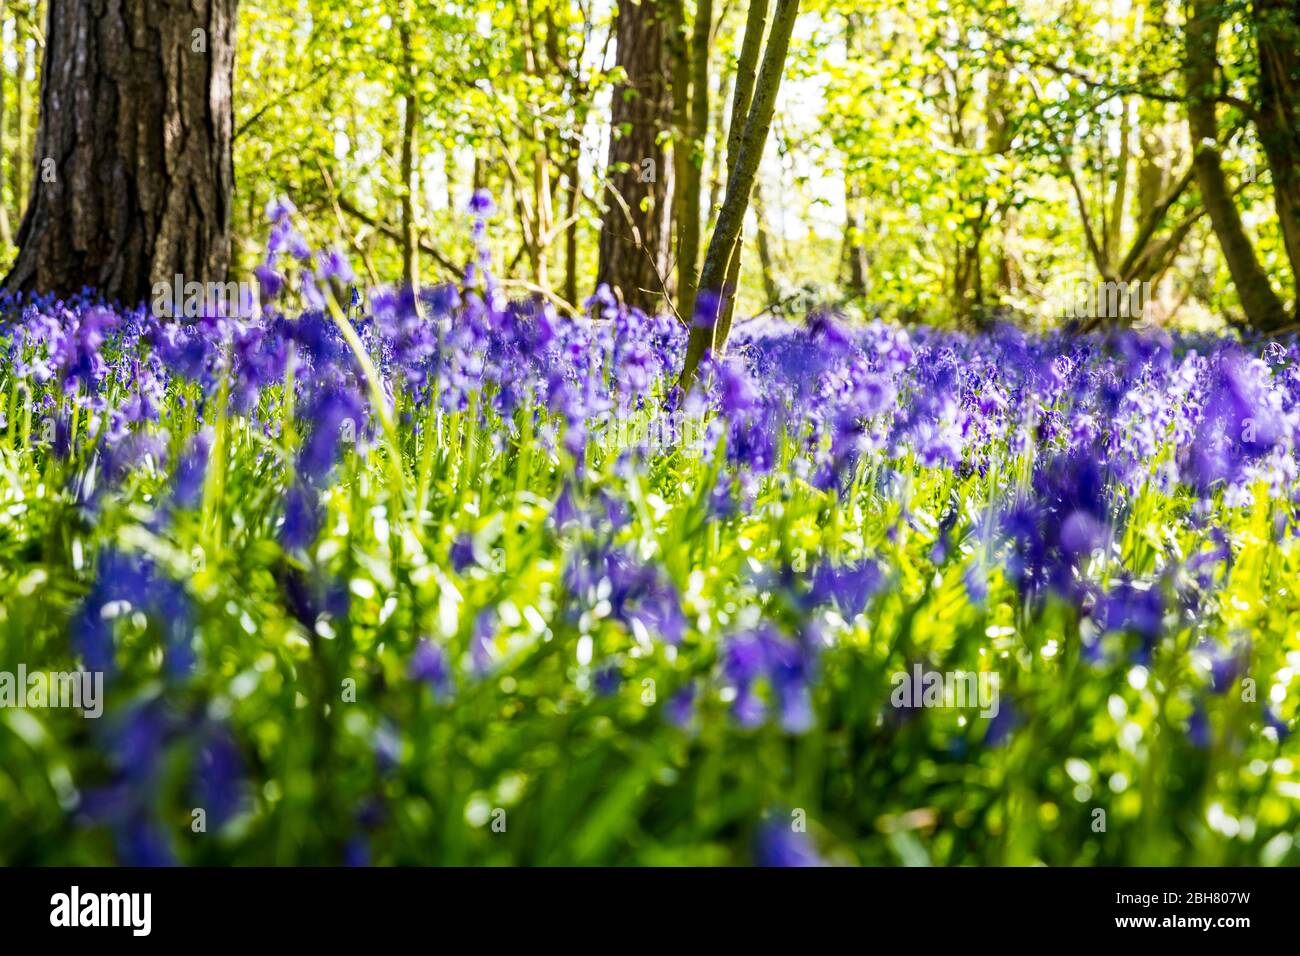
left=1185, top=0, right=1289, bottom=331
left=596, top=0, right=673, bottom=313
left=4, top=0, right=238, bottom=306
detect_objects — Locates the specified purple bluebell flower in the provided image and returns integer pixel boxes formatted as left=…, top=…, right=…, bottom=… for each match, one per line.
left=665, top=682, right=697, bottom=728
left=593, top=660, right=623, bottom=697
left=281, top=482, right=321, bottom=551
left=982, top=698, right=1018, bottom=747
left=173, top=430, right=212, bottom=510
left=193, top=723, right=246, bottom=829
left=374, top=721, right=402, bottom=774
left=344, top=836, right=371, bottom=867
left=318, top=248, right=355, bottom=285
left=1187, top=703, right=1211, bottom=749
left=450, top=533, right=477, bottom=572
left=809, top=559, right=883, bottom=618
left=409, top=638, right=453, bottom=700
left=754, top=817, right=826, bottom=867
left=471, top=609, right=496, bottom=674
left=1095, top=581, right=1163, bottom=663
left=1264, top=706, right=1290, bottom=741
left=298, top=385, right=365, bottom=485
left=721, top=625, right=815, bottom=733
left=468, top=189, right=495, bottom=217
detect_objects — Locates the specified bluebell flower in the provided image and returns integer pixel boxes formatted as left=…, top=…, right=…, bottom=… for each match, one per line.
left=808, top=559, right=883, bottom=618
left=193, top=723, right=246, bottom=829
left=450, top=533, right=477, bottom=572
left=1095, top=581, right=1163, bottom=663
left=281, top=482, right=322, bottom=551
left=982, top=699, right=1018, bottom=747
left=409, top=638, right=453, bottom=700
left=1187, top=703, right=1211, bottom=749
left=116, top=818, right=178, bottom=867
left=665, top=682, right=697, bottom=728
left=593, top=660, right=623, bottom=697
left=471, top=609, right=497, bottom=674
left=1264, top=706, right=1290, bottom=741
left=754, top=818, right=826, bottom=867
left=344, top=836, right=371, bottom=867
left=374, top=721, right=402, bottom=774
left=318, top=248, right=355, bottom=285
left=297, top=385, right=365, bottom=485
left=468, top=189, right=495, bottom=217
left=173, top=430, right=212, bottom=510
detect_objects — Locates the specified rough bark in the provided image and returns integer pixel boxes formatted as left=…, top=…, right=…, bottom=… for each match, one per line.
left=4, top=0, right=238, bottom=306
left=1185, top=0, right=1289, bottom=331
left=596, top=0, right=673, bottom=313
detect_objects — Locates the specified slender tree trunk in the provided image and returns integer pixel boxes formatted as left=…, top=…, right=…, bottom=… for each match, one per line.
left=679, top=0, right=800, bottom=390
left=1136, top=117, right=1168, bottom=230
left=399, top=0, right=420, bottom=292
left=520, top=0, right=552, bottom=290
left=675, top=0, right=714, bottom=323
left=843, top=193, right=868, bottom=297
left=995, top=207, right=1017, bottom=296
left=596, top=0, right=673, bottom=313
left=840, top=13, right=868, bottom=300
left=446, top=151, right=456, bottom=213
left=1184, top=0, right=1289, bottom=331
left=706, top=66, right=733, bottom=231
left=0, top=15, right=11, bottom=250
left=665, top=0, right=690, bottom=299
left=1118, top=164, right=1195, bottom=281
left=1103, top=98, right=1132, bottom=272
left=4, top=0, right=238, bottom=305
left=714, top=0, right=770, bottom=346
left=752, top=180, right=780, bottom=305
left=564, top=151, right=580, bottom=308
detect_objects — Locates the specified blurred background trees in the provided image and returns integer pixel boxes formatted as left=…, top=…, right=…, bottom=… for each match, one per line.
left=0, top=0, right=1296, bottom=333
